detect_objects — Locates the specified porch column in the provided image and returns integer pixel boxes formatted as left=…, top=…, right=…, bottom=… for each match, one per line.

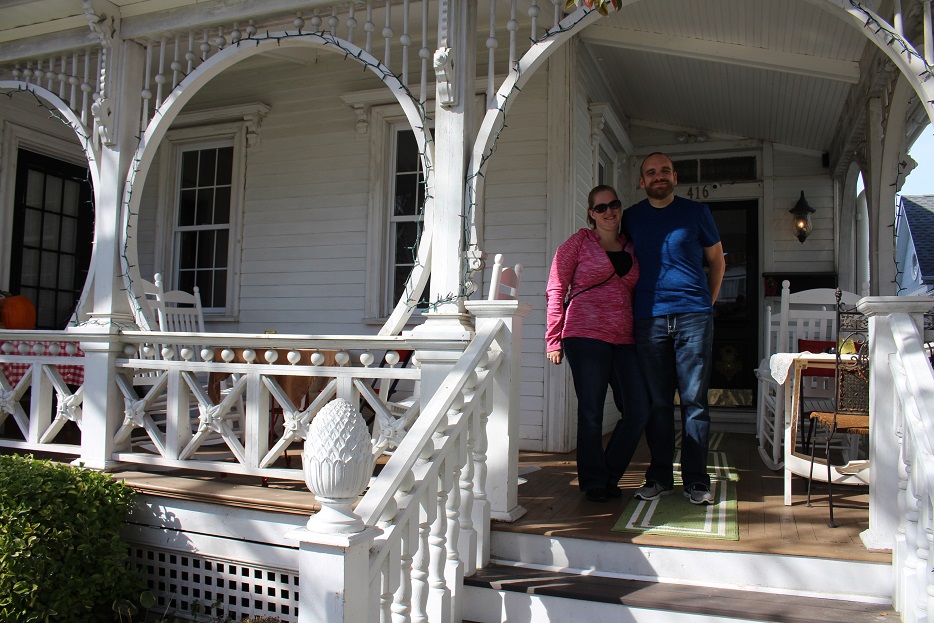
left=464, top=298, right=532, bottom=528
left=74, top=31, right=145, bottom=470
left=857, top=296, right=933, bottom=551
left=862, top=74, right=912, bottom=296
left=407, top=0, right=479, bottom=396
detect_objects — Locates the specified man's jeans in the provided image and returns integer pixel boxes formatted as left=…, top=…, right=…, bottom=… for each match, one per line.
left=563, top=337, right=650, bottom=493
left=634, top=312, right=714, bottom=490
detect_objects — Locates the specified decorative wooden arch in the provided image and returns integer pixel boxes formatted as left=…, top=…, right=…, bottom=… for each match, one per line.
left=0, top=81, right=102, bottom=327
left=118, top=33, right=434, bottom=330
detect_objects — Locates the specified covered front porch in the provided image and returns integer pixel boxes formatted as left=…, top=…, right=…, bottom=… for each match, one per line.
left=1, top=297, right=931, bottom=621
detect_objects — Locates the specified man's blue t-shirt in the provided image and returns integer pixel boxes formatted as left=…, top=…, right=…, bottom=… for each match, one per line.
left=623, top=195, right=721, bottom=320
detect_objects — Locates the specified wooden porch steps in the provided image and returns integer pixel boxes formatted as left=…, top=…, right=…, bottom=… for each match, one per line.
left=463, top=563, right=895, bottom=623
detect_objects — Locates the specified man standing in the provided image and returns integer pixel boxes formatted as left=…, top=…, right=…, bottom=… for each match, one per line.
left=623, top=152, right=725, bottom=505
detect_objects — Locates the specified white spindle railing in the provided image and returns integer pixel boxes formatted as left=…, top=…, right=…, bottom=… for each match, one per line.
left=0, top=333, right=86, bottom=456
left=290, top=311, right=514, bottom=623
left=879, top=307, right=934, bottom=623
left=0, top=329, right=428, bottom=480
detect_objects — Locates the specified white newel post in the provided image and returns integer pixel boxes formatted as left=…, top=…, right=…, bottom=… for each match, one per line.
left=465, top=298, right=531, bottom=527
left=288, top=398, right=380, bottom=622
left=75, top=28, right=145, bottom=470
left=858, top=297, right=933, bottom=551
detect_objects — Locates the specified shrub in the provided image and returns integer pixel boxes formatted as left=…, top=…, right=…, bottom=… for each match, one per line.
left=0, top=454, right=140, bottom=622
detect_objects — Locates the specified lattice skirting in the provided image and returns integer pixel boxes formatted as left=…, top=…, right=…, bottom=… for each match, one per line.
left=128, top=544, right=299, bottom=622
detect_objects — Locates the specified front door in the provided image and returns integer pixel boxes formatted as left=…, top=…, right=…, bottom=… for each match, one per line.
left=9, top=149, right=94, bottom=329
left=707, top=199, right=758, bottom=408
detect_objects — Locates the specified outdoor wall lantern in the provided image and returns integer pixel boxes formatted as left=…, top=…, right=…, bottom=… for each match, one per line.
left=789, top=191, right=815, bottom=243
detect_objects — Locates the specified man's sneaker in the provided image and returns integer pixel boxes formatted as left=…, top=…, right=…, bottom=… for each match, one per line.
left=684, top=484, right=714, bottom=505
left=633, top=481, right=673, bottom=501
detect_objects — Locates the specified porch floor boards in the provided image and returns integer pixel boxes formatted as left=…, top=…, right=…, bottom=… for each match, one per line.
left=106, top=431, right=886, bottom=563
left=500, top=430, right=888, bottom=563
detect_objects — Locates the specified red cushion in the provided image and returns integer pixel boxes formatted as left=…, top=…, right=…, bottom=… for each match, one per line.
left=798, top=339, right=836, bottom=377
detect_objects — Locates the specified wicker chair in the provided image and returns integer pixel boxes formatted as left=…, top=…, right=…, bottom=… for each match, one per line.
left=805, top=288, right=870, bottom=527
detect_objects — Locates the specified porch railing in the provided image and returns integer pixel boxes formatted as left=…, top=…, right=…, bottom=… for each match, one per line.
left=287, top=307, right=520, bottom=623
left=871, top=300, right=934, bottom=623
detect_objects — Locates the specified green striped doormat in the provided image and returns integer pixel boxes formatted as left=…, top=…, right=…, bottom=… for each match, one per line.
left=612, top=432, right=740, bottom=540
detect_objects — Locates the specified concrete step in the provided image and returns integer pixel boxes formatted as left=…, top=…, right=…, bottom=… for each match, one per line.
left=463, top=563, right=895, bottom=623
left=489, top=531, right=891, bottom=602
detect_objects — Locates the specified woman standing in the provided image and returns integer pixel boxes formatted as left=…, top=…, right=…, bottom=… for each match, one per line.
left=545, top=185, right=650, bottom=503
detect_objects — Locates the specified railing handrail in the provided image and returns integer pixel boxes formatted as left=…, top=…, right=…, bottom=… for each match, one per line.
left=118, top=329, right=468, bottom=351
left=356, top=318, right=504, bottom=525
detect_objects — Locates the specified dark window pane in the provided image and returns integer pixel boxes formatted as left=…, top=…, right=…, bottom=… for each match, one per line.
left=25, top=170, right=44, bottom=208
left=62, top=180, right=80, bottom=216
left=700, top=157, right=757, bottom=182
left=23, top=210, right=41, bottom=246
left=21, top=249, right=39, bottom=284
left=213, top=270, right=227, bottom=305
left=216, top=147, right=233, bottom=186
left=396, top=131, right=418, bottom=173
left=197, top=231, right=216, bottom=266
left=196, top=271, right=213, bottom=307
left=214, top=187, right=231, bottom=224
left=394, top=222, right=419, bottom=264
left=58, top=256, right=74, bottom=289
left=44, top=176, right=63, bottom=212
left=61, top=217, right=76, bottom=253
left=42, top=213, right=61, bottom=249
left=181, top=151, right=199, bottom=188
left=40, top=251, right=57, bottom=288
left=178, top=190, right=196, bottom=226
left=198, top=149, right=217, bottom=186
left=178, top=270, right=195, bottom=294
left=672, top=159, right=699, bottom=184
left=394, top=174, right=419, bottom=216
left=214, top=231, right=229, bottom=267
left=37, top=290, right=56, bottom=328
left=195, top=189, right=214, bottom=225
left=178, top=232, right=197, bottom=269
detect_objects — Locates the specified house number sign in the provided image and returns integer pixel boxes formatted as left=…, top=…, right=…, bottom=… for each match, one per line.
left=685, top=184, right=719, bottom=200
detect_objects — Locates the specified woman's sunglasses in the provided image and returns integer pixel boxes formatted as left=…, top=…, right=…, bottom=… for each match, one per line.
left=591, top=199, right=622, bottom=214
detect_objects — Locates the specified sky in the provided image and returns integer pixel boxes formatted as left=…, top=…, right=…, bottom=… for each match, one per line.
left=901, top=127, right=934, bottom=197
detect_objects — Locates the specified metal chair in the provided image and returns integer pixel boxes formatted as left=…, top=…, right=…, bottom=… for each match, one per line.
left=805, top=289, right=870, bottom=527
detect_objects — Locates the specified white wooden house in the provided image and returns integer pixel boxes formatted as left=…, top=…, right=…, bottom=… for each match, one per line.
left=1, top=1, right=934, bottom=622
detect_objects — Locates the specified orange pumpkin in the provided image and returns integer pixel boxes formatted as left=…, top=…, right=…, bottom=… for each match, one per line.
left=0, top=295, right=37, bottom=330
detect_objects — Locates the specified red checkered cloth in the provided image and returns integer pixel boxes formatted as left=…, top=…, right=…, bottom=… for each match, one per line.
left=0, top=341, right=85, bottom=386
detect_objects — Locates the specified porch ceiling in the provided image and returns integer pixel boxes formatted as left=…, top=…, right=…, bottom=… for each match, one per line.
left=582, top=0, right=884, bottom=154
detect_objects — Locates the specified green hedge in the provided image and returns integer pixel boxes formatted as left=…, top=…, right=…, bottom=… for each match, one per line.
left=0, top=454, right=140, bottom=623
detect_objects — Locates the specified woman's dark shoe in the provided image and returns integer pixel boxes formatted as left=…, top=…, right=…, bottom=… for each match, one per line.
left=605, top=484, right=623, bottom=498
left=585, top=489, right=609, bottom=503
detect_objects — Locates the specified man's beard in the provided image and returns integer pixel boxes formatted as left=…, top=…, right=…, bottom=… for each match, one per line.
left=645, top=181, right=673, bottom=200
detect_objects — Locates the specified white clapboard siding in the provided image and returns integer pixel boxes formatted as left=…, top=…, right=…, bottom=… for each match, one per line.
left=482, top=72, right=550, bottom=449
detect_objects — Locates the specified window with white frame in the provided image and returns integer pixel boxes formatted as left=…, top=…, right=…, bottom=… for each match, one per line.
left=155, top=106, right=265, bottom=319
left=173, top=143, right=233, bottom=310
left=388, top=127, right=429, bottom=312
left=362, top=104, right=433, bottom=321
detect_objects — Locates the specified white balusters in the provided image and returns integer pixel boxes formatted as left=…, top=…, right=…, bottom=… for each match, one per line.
left=420, top=0, right=430, bottom=104
left=487, top=0, right=498, bottom=108
left=383, top=0, right=394, bottom=71
left=141, top=40, right=153, bottom=133
left=401, top=0, right=411, bottom=85
left=329, top=7, right=340, bottom=36
left=529, top=0, right=540, bottom=41
left=365, top=1, right=375, bottom=54
left=346, top=4, right=357, bottom=45
left=508, top=0, right=518, bottom=67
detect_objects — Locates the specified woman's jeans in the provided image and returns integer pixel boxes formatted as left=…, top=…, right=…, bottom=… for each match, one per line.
left=563, top=337, right=650, bottom=493
left=634, top=312, right=714, bottom=490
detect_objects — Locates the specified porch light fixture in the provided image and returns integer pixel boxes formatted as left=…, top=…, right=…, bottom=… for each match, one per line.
left=789, top=191, right=815, bottom=243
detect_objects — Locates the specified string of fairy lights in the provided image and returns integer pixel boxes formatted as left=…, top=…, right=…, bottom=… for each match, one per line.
left=4, top=0, right=934, bottom=320
left=462, top=5, right=595, bottom=299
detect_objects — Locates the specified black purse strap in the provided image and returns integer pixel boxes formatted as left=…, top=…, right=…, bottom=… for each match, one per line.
left=566, top=272, right=614, bottom=306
